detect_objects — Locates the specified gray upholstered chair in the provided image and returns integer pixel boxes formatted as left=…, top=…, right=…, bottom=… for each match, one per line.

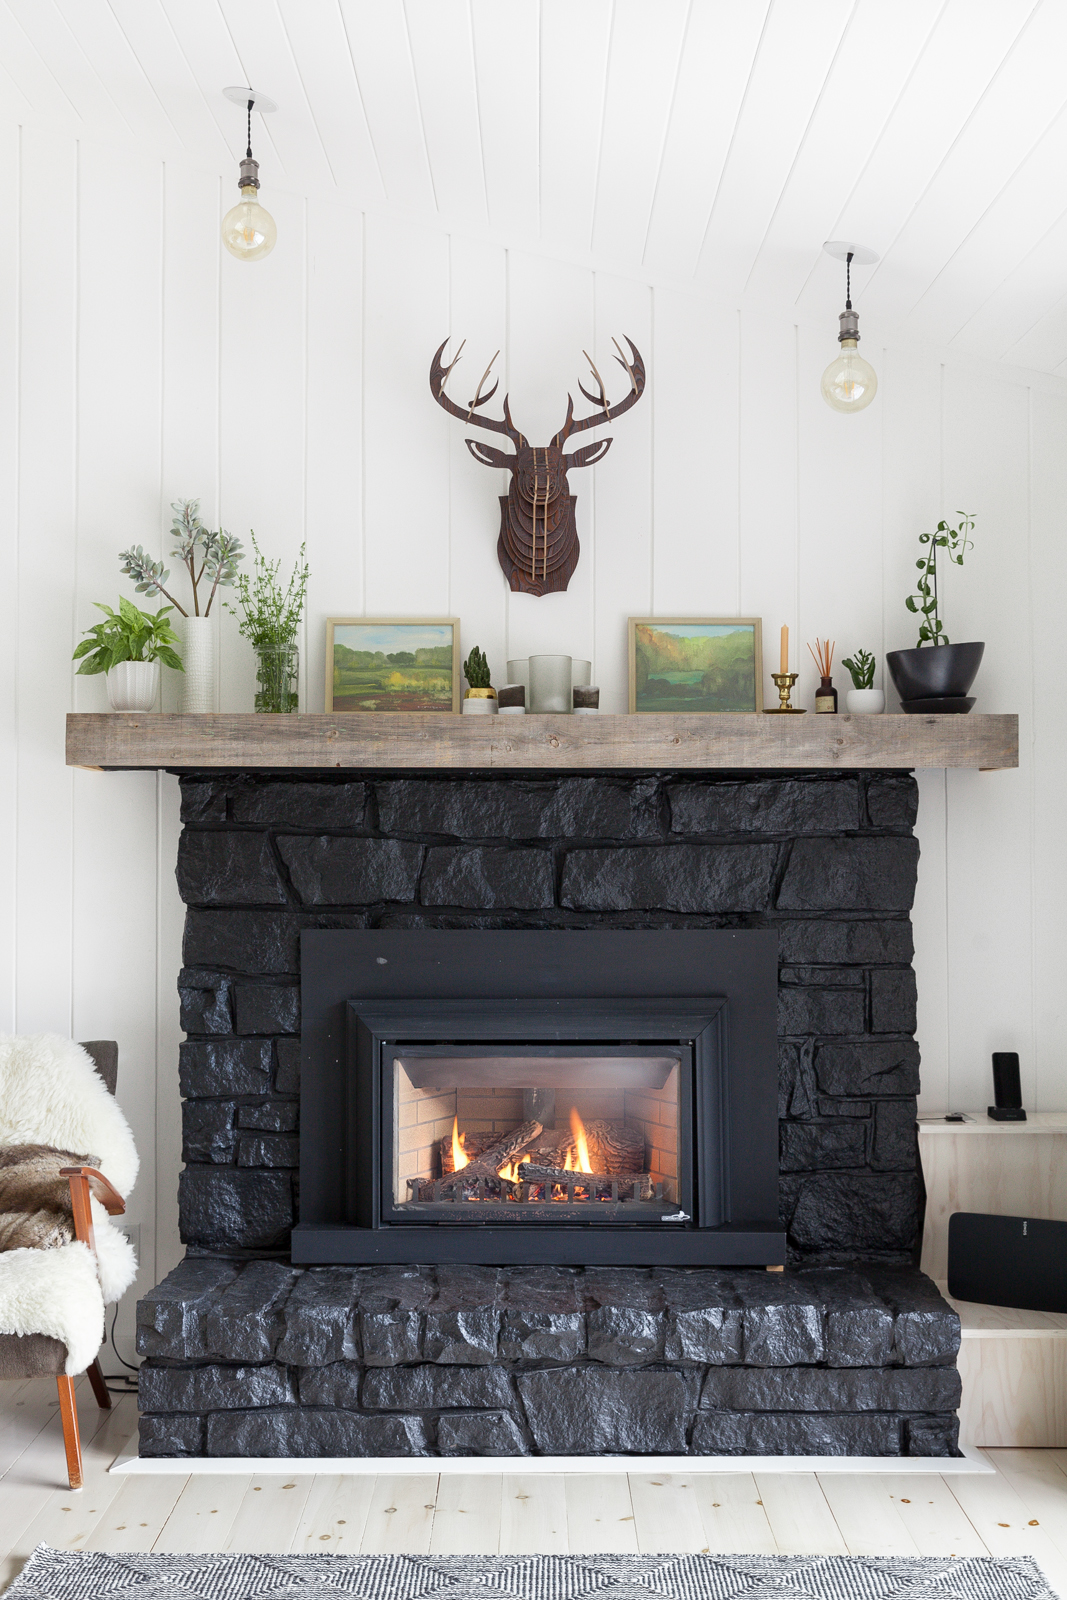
left=0, top=1041, right=125, bottom=1489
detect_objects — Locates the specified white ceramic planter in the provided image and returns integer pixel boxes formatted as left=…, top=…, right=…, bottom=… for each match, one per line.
left=461, top=697, right=497, bottom=715
left=180, top=615, right=215, bottom=712
left=106, top=659, right=160, bottom=712
left=846, top=688, right=885, bottom=714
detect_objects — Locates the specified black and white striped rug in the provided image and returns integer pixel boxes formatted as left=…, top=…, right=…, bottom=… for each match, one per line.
left=8, top=1547, right=1055, bottom=1600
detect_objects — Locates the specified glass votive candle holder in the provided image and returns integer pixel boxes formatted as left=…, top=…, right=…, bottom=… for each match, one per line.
left=573, top=685, right=600, bottom=713
left=528, top=654, right=573, bottom=713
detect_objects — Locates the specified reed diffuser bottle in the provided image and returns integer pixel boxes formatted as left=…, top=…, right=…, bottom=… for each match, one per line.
left=809, top=638, right=838, bottom=713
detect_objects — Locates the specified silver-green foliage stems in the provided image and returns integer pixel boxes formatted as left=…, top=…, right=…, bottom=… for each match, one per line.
left=118, top=498, right=245, bottom=618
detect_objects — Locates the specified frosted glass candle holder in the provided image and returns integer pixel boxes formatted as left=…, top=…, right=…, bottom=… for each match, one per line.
left=528, top=654, right=573, bottom=713
left=571, top=659, right=592, bottom=687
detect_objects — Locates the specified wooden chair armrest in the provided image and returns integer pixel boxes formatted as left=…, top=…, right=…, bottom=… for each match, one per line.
left=60, top=1166, right=125, bottom=1255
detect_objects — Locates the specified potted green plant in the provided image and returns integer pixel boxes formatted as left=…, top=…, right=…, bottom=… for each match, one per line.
left=73, top=597, right=183, bottom=711
left=225, top=534, right=309, bottom=712
left=461, top=646, right=497, bottom=715
left=887, top=512, right=983, bottom=712
left=841, top=648, right=884, bottom=713
left=120, top=499, right=244, bottom=713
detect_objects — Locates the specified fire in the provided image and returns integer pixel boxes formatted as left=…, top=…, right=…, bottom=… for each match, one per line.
left=568, top=1107, right=594, bottom=1173
left=497, top=1155, right=527, bottom=1183
left=451, top=1116, right=469, bottom=1171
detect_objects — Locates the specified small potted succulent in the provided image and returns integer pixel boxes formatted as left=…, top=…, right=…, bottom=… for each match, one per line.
left=841, top=648, right=884, bottom=713
left=461, top=646, right=497, bottom=715
left=73, top=597, right=183, bottom=711
left=887, top=512, right=983, bottom=712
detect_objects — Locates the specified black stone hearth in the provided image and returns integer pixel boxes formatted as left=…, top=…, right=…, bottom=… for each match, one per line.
left=138, top=767, right=955, bottom=1457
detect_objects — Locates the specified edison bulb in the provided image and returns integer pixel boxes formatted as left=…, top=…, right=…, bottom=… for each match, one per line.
left=821, top=339, right=877, bottom=413
left=222, top=186, right=277, bottom=261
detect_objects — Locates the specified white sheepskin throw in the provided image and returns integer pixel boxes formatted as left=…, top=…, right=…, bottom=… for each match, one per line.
left=0, top=1035, right=139, bottom=1369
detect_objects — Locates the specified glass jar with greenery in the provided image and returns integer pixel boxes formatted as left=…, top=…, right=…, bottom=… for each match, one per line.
left=225, top=535, right=309, bottom=713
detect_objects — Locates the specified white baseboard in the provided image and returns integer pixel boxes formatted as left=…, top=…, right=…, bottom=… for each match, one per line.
left=110, top=1448, right=993, bottom=1476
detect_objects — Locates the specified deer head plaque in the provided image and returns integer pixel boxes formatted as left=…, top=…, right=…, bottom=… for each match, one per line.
left=430, top=337, right=646, bottom=596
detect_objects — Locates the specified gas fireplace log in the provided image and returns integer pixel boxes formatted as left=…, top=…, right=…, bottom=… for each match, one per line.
left=437, top=1119, right=544, bottom=1186
left=439, top=1131, right=499, bottom=1175
left=560, top=1119, right=646, bottom=1176
left=518, top=1162, right=655, bottom=1200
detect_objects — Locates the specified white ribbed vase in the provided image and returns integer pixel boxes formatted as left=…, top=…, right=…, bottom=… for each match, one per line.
left=106, top=660, right=159, bottom=712
left=180, top=616, right=215, bottom=713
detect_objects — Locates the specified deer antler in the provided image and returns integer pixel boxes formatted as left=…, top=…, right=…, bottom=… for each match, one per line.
left=554, top=336, right=646, bottom=444
left=430, top=338, right=526, bottom=445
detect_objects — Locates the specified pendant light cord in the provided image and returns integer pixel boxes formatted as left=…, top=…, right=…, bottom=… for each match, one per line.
left=246, top=98, right=253, bottom=160
left=845, top=250, right=853, bottom=310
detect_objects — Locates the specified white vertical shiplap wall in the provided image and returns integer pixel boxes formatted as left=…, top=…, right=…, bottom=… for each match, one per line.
left=2, top=127, right=1065, bottom=1353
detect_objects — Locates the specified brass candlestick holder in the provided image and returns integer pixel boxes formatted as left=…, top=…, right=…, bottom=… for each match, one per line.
left=764, top=671, right=806, bottom=714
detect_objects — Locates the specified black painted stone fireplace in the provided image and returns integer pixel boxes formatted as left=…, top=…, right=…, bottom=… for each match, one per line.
left=136, top=767, right=961, bottom=1459
left=297, top=929, right=781, bottom=1265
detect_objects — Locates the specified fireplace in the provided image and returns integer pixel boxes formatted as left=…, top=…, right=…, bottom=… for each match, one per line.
left=295, top=928, right=784, bottom=1265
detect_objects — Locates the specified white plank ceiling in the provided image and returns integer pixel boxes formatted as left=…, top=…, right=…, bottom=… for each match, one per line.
left=5, top=0, right=1067, bottom=371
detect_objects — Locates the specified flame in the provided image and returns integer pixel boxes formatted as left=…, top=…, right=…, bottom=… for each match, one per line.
left=569, top=1107, right=594, bottom=1174
left=451, top=1116, right=469, bottom=1171
left=497, top=1154, right=528, bottom=1184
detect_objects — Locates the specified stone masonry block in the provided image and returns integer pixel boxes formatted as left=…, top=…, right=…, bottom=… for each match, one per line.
left=560, top=844, right=777, bottom=913
left=206, top=1408, right=428, bottom=1457
left=298, top=1362, right=361, bottom=1409
left=235, top=983, right=300, bottom=1036
left=658, top=1271, right=744, bottom=1364
left=182, top=1101, right=235, bottom=1165
left=278, top=836, right=423, bottom=906
left=587, top=1306, right=664, bottom=1366
left=179, top=1168, right=292, bottom=1251
left=780, top=1119, right=867, bottom=1173
left=138, top=1362, right=296, bottom=1414
left=179, top=1039, right=273, bottom=1099
left=362, top=1365, right=516, bottom=1412
left=238, top=1134, right=299, bottom=1168
left=862, top=1269, right=961, bottom=1366
left=699, top=1365, right=960, bottom=1412
left=732, top=1274, right=825, bottom=1365
left=138, top=1413, right=206, bottom=1457
left=180, top=781, right=228, bottom=823
left=178, top=970, right=232, bottom=1035
left=176, top=832, right=287, bottom=906
left=871, top=969, right=918, bottom=1034
left=184, top=910, right=303, bottom=977
left=275, top=1038, right=301, bottom=1094
left=907, top=1415, right=960, bottom=1456
left=238, top=1101, right=299, bottom=1132
left=786, top=1173, right=920, bottom=1255
left=775, top=919, right=914, bottom=967
left=275, top=1268, right=362, bottom=1365
left=795, top=1271, right=894, bottom=1367
left=136, top=1257, right=241, bottom=1360
left=814, top=1041, right=920, bottom=1098
left=423, top=1310, right=500, bottom=1364
left=204, top=1261, right=301, bottom=1362
left=691, top=1410, right=903, bottom=1456
left=667, top=779, right=859, bottom=837
left=376, top=778, right=651, bottom=841
left=438, top=1412, right=529, bottom=1455
left=777, top=837, right=919, bottom=912
left=517, top=1368, right=693, bottom=1455
left=778, top=987, right=867, bottom=1037
left=866, top=777, right=919, bottom=831
left=871, top=1102, right=918, bottom=1172
left=420, top=847, right=555, bottom=910
left=231, top=781, right=367, bottom=828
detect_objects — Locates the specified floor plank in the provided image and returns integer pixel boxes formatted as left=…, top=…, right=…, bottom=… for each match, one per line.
left=224, top=1476, right=316, bottom=1554
left=291, top=1475, right=377, bottom=1553
left=689, top=1474, right=778, bottom=1555
left=498, top=1475, right=568, bottom=1554
left=985, top=1451, right=1067, bottom=1560
left=84, top=1474, right=190, bottom=1552
left=360, top=1474, right=439, bottom=1554
left=628, top=1474, right=708, bottom=1554
left=564, top=1474, right=637, bottom=1553
left=430, top=1474, right=502, bottom=1554
left=816, top=1476, right=922, bottom=1558
left=875, top=1475, right=990, bottom=1557
left=0, top=1384, right=126, bottom=1570
left=948, top=1466, right=1067, bottom=1596
left=153, top=1473, right=253, bottom=1552
left=0, top=1382, right=69, bottom=1482
left=752, top=1474, right=847, bottom=1556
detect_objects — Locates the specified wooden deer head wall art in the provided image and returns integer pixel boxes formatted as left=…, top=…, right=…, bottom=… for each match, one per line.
left=430, top=336, right=646, bottom=596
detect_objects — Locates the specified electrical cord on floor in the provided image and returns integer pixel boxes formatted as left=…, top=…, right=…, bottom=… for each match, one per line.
left=99, top=1300, right=140, bottom=1395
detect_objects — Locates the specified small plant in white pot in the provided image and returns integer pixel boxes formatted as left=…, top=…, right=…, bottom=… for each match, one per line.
left=73, top=597, right=183, bottom=711
left=119, top=499, right=244, bottom=712
left=841, top=649, right=884, bottom=713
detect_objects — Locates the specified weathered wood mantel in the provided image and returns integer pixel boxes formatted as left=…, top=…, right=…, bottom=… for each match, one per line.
left=66, top=711, right=1018, bottom=772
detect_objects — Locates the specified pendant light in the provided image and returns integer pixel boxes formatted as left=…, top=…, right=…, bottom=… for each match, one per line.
left=221, top=87, right=278, bottom=261
left=820, top=241, right=878, bottom=413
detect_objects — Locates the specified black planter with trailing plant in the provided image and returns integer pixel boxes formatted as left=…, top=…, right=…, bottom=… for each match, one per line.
left=888, top=512, right=984, bottom=713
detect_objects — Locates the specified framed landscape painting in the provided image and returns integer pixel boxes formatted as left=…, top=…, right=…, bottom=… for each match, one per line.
left=326, top=618, right=460, bottom=712
left=628, top=617, right=763, bottom=714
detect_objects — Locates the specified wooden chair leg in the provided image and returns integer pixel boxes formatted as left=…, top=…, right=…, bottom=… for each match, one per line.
left=56, top=1376, right=83, bottom=1491
left=87, top=1357, right=112, bottom=1409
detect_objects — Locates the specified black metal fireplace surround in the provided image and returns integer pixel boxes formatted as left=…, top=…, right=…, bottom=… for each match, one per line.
left=295, top=928, right=784, bottom=1266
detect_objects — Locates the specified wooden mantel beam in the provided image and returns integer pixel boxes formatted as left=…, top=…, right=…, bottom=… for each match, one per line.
left=65, top=711, right=1019, bottom=772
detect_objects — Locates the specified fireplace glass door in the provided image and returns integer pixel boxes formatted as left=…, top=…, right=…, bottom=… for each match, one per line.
left=383, top=1046, right=690, bottom=1225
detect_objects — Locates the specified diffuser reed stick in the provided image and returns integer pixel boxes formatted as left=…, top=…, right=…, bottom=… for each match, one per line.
left=808, top=638, right=838, bottom=713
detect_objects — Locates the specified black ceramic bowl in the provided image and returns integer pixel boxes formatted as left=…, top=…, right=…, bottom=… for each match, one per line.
left=886, top=641, right=984, bottom=703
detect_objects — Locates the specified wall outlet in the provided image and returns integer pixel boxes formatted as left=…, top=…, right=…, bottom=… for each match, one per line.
left=120, top=1223, right=141, bottom=1259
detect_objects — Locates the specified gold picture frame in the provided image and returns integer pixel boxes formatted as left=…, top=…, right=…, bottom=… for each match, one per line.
left=326, top=617, right=461, bottom=713
left=628, top=617, right=764, bottom=714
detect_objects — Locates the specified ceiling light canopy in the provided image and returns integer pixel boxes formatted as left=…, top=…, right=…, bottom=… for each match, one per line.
left=820, top=241, right=879, bottom=414
left=221, top=87, right=278, bottom=262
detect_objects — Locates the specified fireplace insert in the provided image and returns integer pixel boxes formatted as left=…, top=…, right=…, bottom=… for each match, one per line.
left=295, top=929, right=784, bottom=1266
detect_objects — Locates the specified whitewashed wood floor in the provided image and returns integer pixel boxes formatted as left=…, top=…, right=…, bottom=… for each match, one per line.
left=3, top=1378, right=1067, bottom=1596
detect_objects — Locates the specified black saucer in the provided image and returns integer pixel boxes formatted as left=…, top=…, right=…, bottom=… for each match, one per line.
left=900, top=695, right=975, bottom=714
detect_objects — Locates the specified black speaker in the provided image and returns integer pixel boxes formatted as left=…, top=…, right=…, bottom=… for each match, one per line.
left=947, top=1212, right=1067, bottom=1312
left=989, top=1050, right=1026, bottom=1121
